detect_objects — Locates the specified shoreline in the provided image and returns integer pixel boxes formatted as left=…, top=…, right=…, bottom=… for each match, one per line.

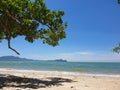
left=0, top=68, right=120, bottom=78
left=0, top=68, right=120, bottom=90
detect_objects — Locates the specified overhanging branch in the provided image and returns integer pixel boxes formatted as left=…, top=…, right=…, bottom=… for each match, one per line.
left=0, top=18, right=8, bottom=32
left=7, top=13, right=21, bottom=23
left=0, top=18, right=20, bottom=55
left=8, top=38, right=20, bottom=55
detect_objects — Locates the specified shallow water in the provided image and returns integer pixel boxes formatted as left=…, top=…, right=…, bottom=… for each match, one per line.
left=0, top=60, right=120, bottom=75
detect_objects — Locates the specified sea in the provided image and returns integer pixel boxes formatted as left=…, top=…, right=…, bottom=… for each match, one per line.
left=0, top=60, right=120, bottom=76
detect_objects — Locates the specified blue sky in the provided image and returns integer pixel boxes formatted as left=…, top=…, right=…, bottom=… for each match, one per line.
left=0, top=0, right=120, bottom=62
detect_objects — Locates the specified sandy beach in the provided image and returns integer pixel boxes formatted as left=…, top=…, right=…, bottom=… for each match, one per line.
left=0, top=69, right=120, bottom=90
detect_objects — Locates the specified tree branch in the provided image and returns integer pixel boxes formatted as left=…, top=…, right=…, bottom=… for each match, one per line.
left=0, top=19, right=7, bottom=32
left=8, top=38, right=20, bottom=55
left=7, top=13, right=21, bottom=23
left=0, top=18, right=20, bottom=55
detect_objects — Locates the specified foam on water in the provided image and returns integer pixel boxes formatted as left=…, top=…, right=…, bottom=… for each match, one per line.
left=0, top=68, right=120, bottom=78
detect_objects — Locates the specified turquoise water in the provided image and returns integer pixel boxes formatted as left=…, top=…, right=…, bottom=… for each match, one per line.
left=0, top=60, right=120, bottom=75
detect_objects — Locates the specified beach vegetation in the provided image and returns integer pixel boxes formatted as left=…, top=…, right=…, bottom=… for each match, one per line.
left=113, top=44, right=120, bottom=53
left=0, top=0, right=67, bottom=55
left=113, top=0, right=120, bottom=53
left=118, top=0, right=120, bottom=4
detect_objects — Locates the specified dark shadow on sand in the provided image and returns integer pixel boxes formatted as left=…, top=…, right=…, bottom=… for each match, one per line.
left=0, top=74, right=75, bottom=89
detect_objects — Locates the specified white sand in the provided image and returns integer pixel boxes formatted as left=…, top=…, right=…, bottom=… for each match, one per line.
left=0, top=69, right=120, bottom=90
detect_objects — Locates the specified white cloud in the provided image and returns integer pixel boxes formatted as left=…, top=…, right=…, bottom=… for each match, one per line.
left=66, top=51, right=94, bottom=55
left=57, top=51, right=120, bottom=62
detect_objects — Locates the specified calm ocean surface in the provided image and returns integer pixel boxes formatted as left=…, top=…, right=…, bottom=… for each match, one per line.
left=0, top=60, right=120, bottom=75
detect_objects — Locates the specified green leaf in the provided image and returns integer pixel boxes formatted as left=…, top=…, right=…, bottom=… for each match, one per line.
left=0, top=0, right=67, bottom=54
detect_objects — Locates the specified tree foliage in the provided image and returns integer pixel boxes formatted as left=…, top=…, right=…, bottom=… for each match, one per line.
left=0, top=0, right=67, bottom=55
left=118, top=0, right=120, bottom=4
left=113, top=0, right=120, bottom=53
left=113, top=44, right=120, bottom=53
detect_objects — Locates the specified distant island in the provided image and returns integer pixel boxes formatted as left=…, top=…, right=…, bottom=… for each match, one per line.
left=0, top=56, right=67, bottom=62
left=52, top=59, right=67, bottom=62
left=0, top=56, right=32, bottom=61
left=54, top=59, right=67, bottom=62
